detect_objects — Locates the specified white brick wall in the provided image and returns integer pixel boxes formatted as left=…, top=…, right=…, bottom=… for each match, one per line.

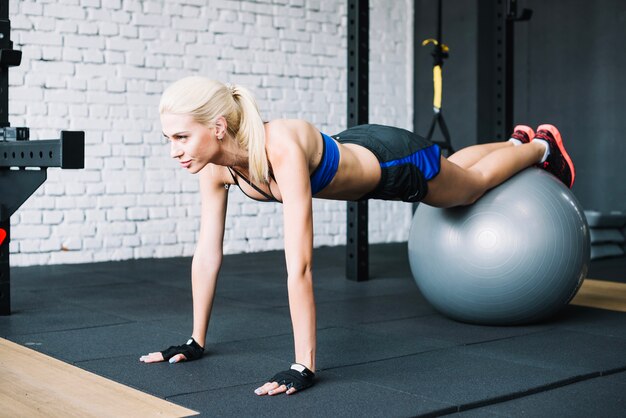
left=8, top=0, right=415, bottom=267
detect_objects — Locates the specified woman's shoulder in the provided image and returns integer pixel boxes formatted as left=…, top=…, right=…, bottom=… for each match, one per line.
left=264, top=119, right=316, bottom=134
left=198, top=163, right=234, bottom=189
left=265, top=119, right=320, bottom=158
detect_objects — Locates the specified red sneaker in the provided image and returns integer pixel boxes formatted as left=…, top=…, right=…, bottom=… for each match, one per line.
left=510, top=125, right=534, bottom=144
left=533, top=124, right=576, bottom=188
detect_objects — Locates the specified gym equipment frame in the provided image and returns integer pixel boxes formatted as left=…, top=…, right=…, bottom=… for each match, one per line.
left=0, top=0, right=85, bottom=315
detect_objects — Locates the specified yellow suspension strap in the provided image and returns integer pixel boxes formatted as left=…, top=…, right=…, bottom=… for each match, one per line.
left=421, top=0, right=454, bottom=155
left=421, top=39, right=448, bottom=112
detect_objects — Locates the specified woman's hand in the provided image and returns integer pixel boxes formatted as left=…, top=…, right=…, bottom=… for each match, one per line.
left=254, top=363, right=315, bottom=396
left=139, top=351, right=165, bottom=363
left=139, top=352, right=188, bottom=364
left=255, top=381, right=297, bottom=396
left=139, top=338, right=204, bottom=364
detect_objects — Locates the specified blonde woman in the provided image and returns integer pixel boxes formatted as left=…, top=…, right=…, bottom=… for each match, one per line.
left=139, top=76, right=575, bottom=396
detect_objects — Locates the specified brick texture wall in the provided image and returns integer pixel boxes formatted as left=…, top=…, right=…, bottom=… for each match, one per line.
left=8, top=0, right=414, bottom=266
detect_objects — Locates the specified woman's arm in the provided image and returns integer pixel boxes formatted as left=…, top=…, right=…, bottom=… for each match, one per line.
left=140, top=164, right=229, bottom=363
left=189, top=165, right=229, bottom=349
left=255, top=124, right=317, bottom=396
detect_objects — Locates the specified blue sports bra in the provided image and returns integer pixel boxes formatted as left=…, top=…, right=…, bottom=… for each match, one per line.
left=310, top=133, right=340, bottom=194
left=227, top=132, right=340, bottom=202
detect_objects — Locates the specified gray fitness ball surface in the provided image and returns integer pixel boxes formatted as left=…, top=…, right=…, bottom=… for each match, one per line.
left=409, top=168, right=590, bottom=325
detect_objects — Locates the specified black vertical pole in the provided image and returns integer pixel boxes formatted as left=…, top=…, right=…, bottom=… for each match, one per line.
left=504, top=1, right=515, bottom=140
left=0, top=0, right=11, bottom=315
left=412, top=0, right=420, bottom=138
left=477, top=0, right=531, bottom=144
left=0, top=208, right=8, bottom=316
left=0, top=0, right=9, bottom=128
left=346, top=0, right=369, bottom=281
left=477, top=0, right=509, bottom=143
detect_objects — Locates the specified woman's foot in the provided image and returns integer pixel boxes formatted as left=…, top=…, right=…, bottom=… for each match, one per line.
left=509, top=125, right=535, bottom=145
left=533, top=124, right=576, bottom=188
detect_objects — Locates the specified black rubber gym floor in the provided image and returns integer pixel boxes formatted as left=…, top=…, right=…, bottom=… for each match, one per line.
left=2, top=243, right=625, bottom=417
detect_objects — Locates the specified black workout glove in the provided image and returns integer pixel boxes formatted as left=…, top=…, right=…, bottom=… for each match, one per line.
left=160, top=338, right=204, bottom=363
left=269, top=363, right=316, bottom=392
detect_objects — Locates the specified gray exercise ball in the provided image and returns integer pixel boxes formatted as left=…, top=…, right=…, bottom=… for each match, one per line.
left=408, top=168, right=590, bottom=325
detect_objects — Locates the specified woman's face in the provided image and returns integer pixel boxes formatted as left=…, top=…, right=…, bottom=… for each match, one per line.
left=161, top=113, right=217, bottom=174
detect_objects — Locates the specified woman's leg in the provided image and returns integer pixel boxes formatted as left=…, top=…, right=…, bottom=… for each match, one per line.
left=448, top=125, right=535, bottom=169
left=423, top=141, right=545, bottom=208
left=447, top=142, right=512, bottom=169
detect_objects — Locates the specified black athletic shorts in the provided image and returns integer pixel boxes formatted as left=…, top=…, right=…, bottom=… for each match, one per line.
left=332, top=124, right=441, bottom=202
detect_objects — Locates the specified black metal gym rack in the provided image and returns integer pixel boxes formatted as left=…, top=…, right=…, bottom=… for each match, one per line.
left=345, top=0, right=369, bottom=281
left=0, top=1, right=85, bottom=315
left=477, top=0, right=532, bottom=143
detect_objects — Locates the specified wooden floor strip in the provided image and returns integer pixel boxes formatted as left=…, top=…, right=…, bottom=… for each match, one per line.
left=0, top=338, right=198, bottom=418
left=571, top=279, right=626, bottom=312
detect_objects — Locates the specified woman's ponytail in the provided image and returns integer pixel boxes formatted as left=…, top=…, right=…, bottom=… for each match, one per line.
left=230, top=85, right=269, bottom=184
